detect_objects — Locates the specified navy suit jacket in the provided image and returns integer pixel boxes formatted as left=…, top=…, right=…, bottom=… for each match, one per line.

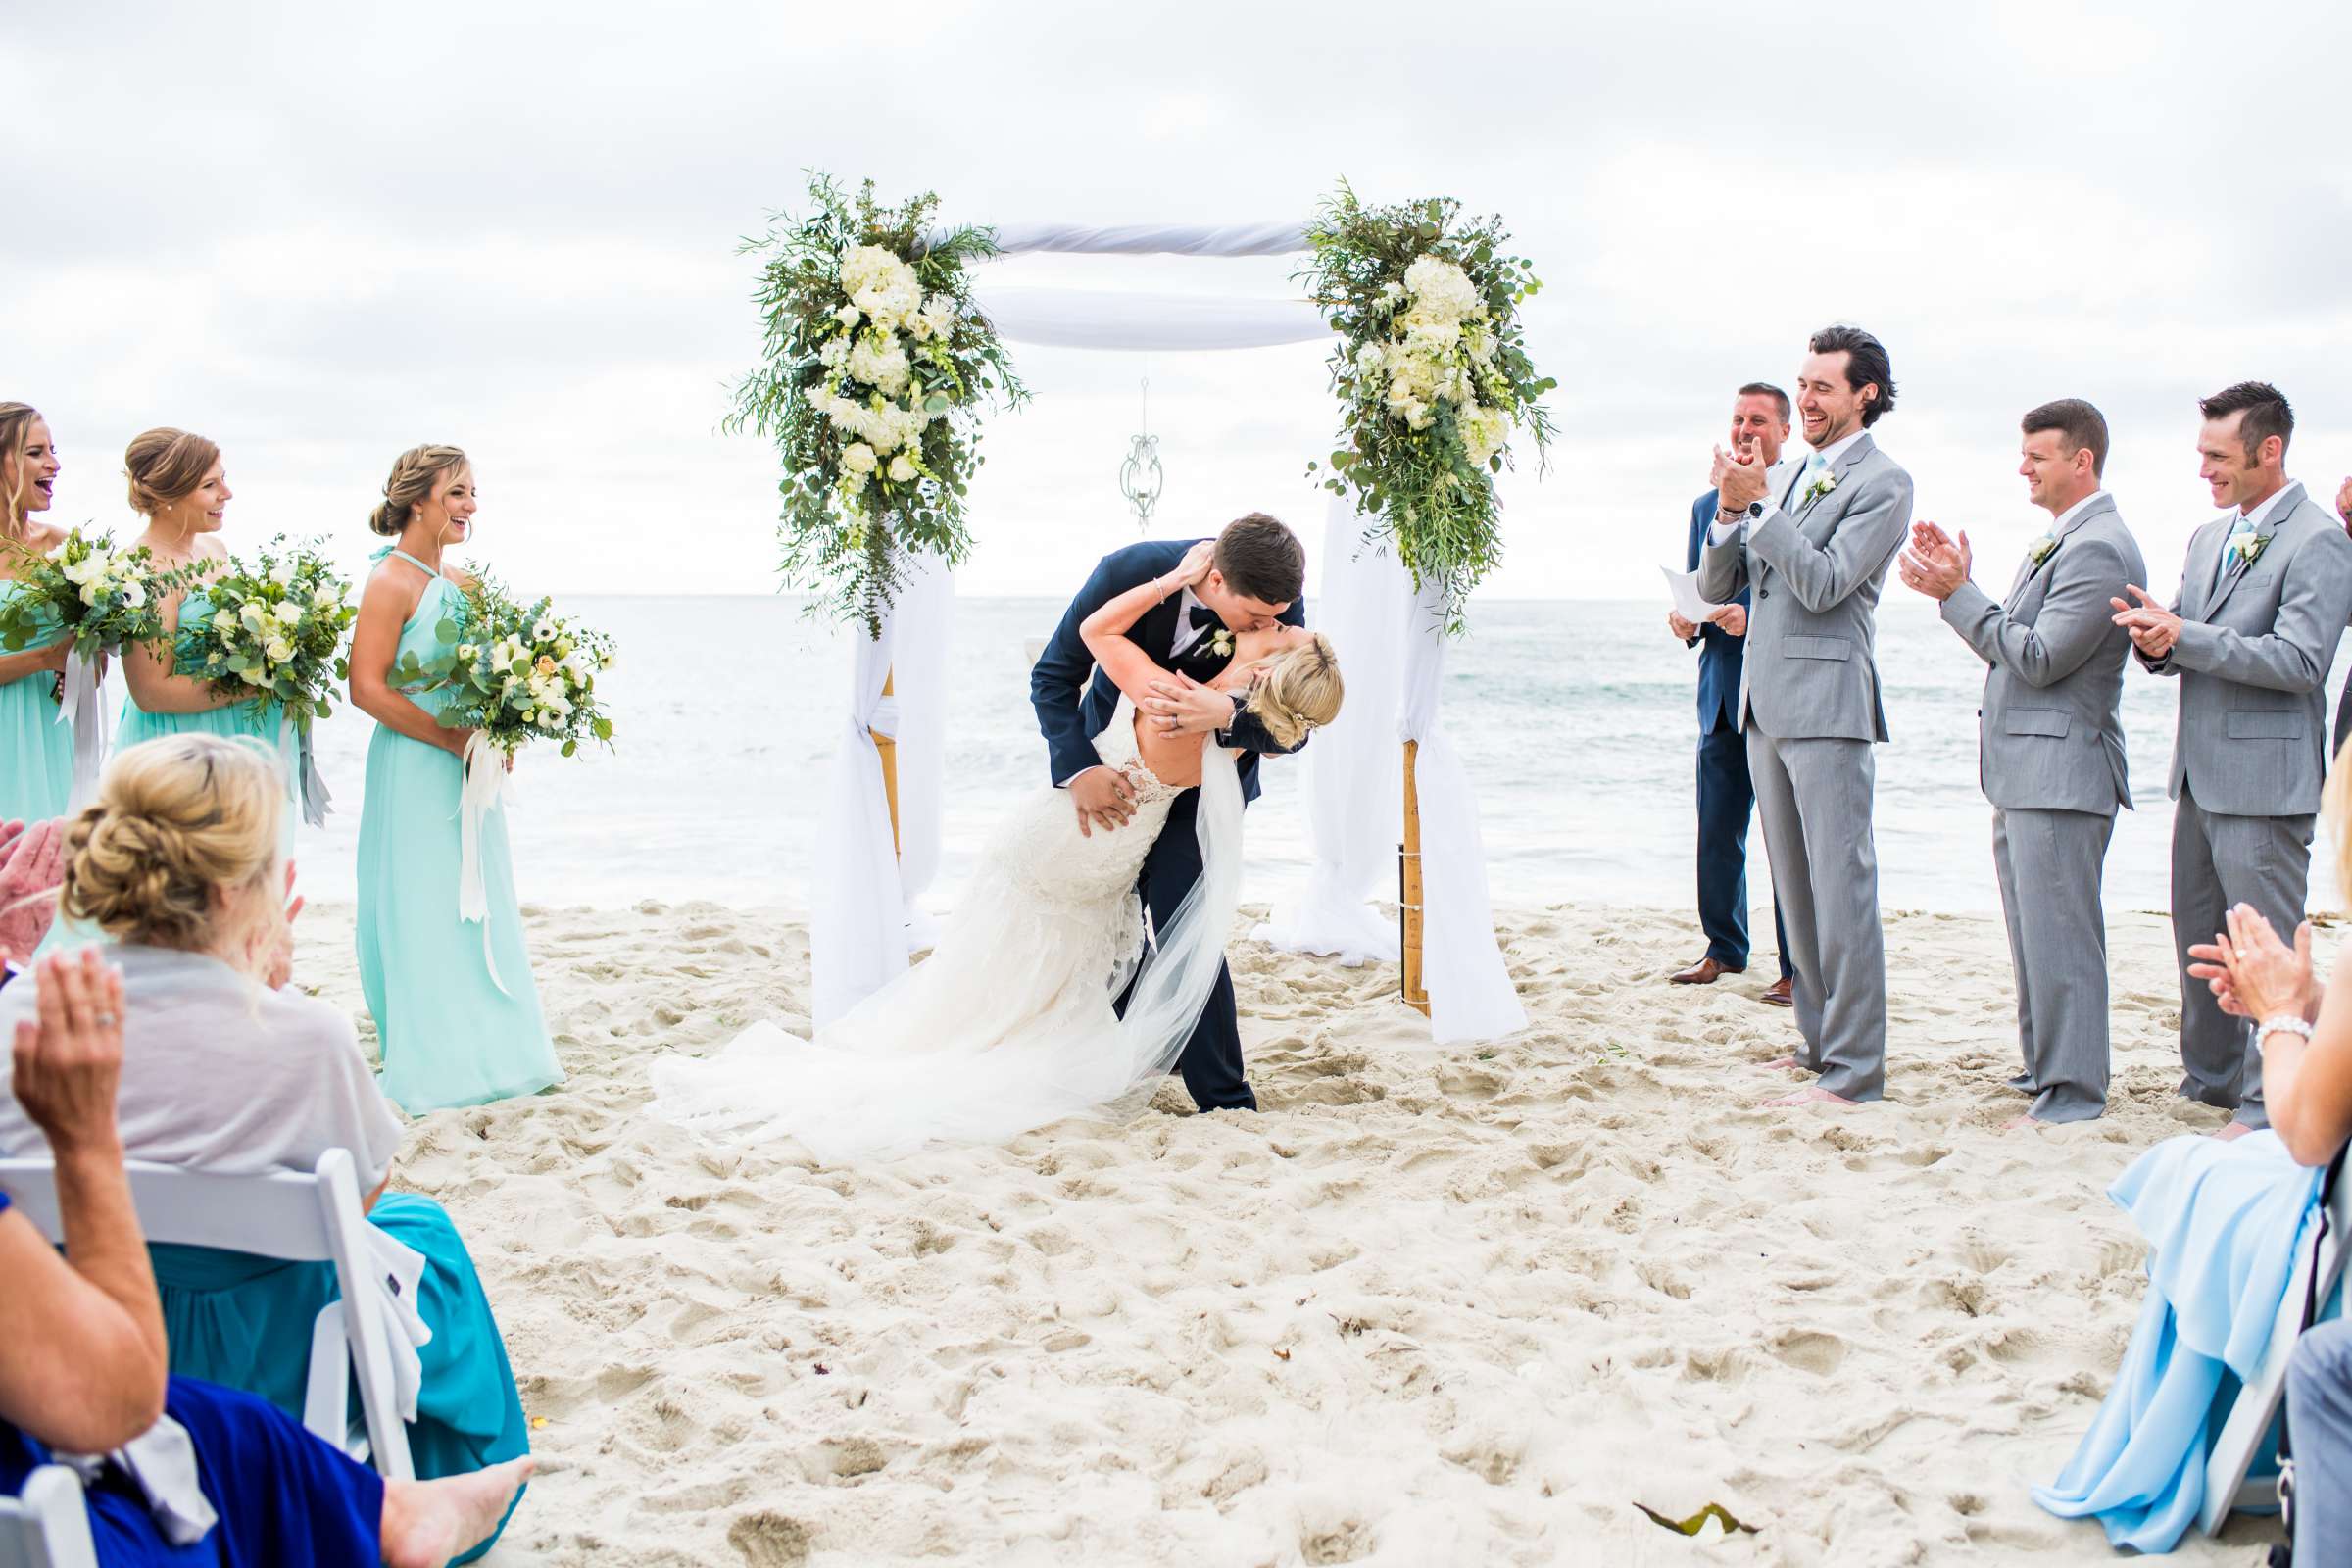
left=1685, top=489, right=1751, bottom=733
left=1030, top=540, right=1307, bottom=806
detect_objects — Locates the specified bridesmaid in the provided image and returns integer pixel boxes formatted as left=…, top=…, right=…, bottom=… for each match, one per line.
left=0, top=403, right=74, bottom=823
left=351, top=444, right=561, bottom=1112
left=116, top=427, right=300, bottom=858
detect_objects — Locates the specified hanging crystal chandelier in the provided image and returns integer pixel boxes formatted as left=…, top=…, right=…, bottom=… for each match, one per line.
left=1118, top=377, right=1163, bottom=532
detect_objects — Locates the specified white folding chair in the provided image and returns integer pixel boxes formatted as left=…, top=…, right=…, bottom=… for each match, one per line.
left=0, top=1466, right=98, bottom=1568
left=2200, top=1156, right=2352, bottom=1535
left=0, top=1147, right=415, bottom=1482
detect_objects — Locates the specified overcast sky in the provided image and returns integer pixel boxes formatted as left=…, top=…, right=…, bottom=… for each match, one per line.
left=12, top=0, right=2350, bottom=611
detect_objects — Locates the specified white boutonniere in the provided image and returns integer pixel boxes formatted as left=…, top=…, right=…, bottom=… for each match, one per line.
left=2235, top=530, right=2272, bottom=570
left=1798, top=468, right=1839, bottom=509
left=1209, top=628, right=1233, bottom=658
left=2026, top=534, right=2060, bottom=569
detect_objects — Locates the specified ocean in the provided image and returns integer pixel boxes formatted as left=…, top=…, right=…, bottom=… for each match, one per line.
left=292, top=594, right=2348, bottom=920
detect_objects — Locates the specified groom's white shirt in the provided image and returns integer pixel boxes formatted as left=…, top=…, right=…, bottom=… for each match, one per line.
left=1171, top=587, right=1209, bottom=658
left=1709, top=429, right=1867, bottom=545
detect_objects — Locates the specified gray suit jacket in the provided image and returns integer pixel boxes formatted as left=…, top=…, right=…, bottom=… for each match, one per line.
left=1937, top=494, right=2144, bottom=815
left=2140, top=482, right=2352, bottom=817
left=1696, top=432, right=1915, bottom=742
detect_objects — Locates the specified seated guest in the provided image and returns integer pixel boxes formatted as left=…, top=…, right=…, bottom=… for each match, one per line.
left=0, top=946, right=531, bottom=1567
left=0, top=734, right=532, bottom=1550
left=2034, top=748, right=2352, bottom=1551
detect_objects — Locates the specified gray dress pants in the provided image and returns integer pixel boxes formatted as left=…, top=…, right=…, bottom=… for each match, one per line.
left=1992, top=807, right=2115, bottom=1122
left=2171, top=788, right=2314, bottom=1131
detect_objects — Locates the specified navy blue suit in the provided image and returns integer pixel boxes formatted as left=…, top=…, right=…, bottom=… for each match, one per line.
left=1031, top=541, right=1307, bottom=1110
left=1685, top=491, right=1790, bottom=977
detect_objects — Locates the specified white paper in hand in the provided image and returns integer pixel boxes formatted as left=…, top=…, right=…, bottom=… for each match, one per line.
left=1660, top=565, right=1720, bottom=623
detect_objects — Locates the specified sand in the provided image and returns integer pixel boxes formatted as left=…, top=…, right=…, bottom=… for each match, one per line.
left=289, top=897, right=2288, bottom=1567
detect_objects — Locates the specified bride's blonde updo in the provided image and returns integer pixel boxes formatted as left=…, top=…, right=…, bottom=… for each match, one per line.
left=370, top=443, right=469, bottom=536
left=1245, top=632, right=1344, bottom=750
left=62, top=734, right=283, bottom=951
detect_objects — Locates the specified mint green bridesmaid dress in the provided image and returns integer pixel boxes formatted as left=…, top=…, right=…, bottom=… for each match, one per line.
left=0, top=582, right=73, bottom=823
left=115, top=585, right=299, bottom=860
left=356, top=548, right=562, bottom=1112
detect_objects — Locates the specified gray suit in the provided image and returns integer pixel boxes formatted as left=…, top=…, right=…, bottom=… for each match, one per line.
left=1699, top=432, right=1914, bottom=1100
left=1936, top=494, right=2144, bottom=1122
left=2140, top=482, right=2352, bottom=1128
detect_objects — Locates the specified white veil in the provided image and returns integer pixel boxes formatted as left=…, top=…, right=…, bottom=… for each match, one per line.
left=648, top=743, right=1246, bottom=1162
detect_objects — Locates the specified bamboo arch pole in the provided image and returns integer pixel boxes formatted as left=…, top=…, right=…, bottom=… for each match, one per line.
left=874, top=668, right=902, bottom=858
left=1400, top=739, right=1430, bottom=1015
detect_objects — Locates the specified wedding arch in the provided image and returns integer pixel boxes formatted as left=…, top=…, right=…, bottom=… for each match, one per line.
left=729, top=179, right=1552, bottom=1046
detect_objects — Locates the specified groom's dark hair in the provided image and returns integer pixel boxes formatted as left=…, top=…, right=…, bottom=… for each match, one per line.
left=1214, top=513, right=1305, bottom=605
left=1807, top=323, right=1897, bottom=426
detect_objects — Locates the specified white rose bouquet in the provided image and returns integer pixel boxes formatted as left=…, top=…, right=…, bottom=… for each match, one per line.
left=727, top=173, right=1027, bottom=635
left=1300, top=182, right=1557, bottom=632
left=174, top=538, right=360, bottom=730
left=0, top=528, right=190, bottom=676
left=395, top=573, right=616, bottom=759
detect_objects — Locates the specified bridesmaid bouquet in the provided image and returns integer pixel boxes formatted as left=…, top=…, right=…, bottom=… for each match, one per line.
left=0, top=528, right=186, bottom=669
left=174, top=538, right=360, bottom=729
left=398, top=573, right=616, bottom=758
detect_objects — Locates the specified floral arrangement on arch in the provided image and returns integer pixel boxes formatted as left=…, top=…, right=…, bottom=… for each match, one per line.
left=727, top=174, right=1027, bottom=636
left=1300, top=182, right=1556, bottom=632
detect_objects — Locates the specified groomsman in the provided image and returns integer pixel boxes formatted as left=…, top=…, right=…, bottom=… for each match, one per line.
left=2113, top=383, right=2352, bottom=1135
left=1899, top=399, right=2143, bottom=1124
left=1669, top=382, right=1793, bottom=1005
left=1699, top=325, right=1914, bottom=1105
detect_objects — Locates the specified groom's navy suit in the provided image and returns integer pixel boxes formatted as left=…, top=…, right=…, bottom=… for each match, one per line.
left=1031, top=540, right=1307, bottom=1111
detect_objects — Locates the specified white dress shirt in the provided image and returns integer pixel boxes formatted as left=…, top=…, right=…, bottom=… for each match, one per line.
left=2047, top=488, right=2111, bottom=536
left=1171, top=587, right=1218, bottom=657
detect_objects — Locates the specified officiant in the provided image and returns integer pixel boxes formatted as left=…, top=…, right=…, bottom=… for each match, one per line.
left=1667, top=382, right=1792, bottom=1005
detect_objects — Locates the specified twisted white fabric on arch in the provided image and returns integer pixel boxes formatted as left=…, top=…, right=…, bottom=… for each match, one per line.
left=974, top=285, right=1333, bottom=352
left=936, top=220, right=1311, bottom=257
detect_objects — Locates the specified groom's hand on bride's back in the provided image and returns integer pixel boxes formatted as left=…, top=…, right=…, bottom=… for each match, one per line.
left=1067, top=766, right=1138, bottom=838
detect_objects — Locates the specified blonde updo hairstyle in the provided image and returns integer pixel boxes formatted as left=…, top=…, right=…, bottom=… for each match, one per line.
left=62, top=734, right=284, bottom=953
left=123, top=427, right=221, bottom=518
left=1244, top=631, right=1344, bottom=751
left=370, top=444, right=470, bottom=536
left=0, top=403, right=42, bottom=529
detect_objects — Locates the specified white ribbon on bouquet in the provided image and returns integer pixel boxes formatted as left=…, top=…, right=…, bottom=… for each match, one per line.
left=58, top=647, right=109, bottom=809
left=455, top=731, right=513, bottom=995
left=275, top=712, right=332, bottom=828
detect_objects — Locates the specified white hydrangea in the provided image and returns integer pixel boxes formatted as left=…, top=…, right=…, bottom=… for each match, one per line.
left=1402, top=257, right=1481, bottom=324
left=1459, top=404, right=1510, bottom=466
left=817, top=336, right=849, bottom=369
left=839, top=244, right=921, bottom=333
left=846, top=334, right=912, bottom=398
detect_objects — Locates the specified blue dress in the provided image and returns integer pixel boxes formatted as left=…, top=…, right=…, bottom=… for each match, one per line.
left=356, top=548, right=560, bottom=1112
left=0, top=580, right=74, bottom=823
left=2034, top=1130, right=2331, bottom=1549
left=148, top=1194, right=528, bottom=1563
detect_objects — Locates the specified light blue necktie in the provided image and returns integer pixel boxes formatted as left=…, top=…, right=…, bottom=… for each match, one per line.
left=2219, top=522, right=2258, bottom=586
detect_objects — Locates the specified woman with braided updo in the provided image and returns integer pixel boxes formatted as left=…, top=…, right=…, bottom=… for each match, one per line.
left=0, top=734, right=533, bottom=1557
left=349, top=444, right=559, bottom=1112
left=0, top=402, right=76, bottom=822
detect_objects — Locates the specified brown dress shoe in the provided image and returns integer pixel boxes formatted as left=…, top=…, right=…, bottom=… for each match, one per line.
left=1761, top=976, right=1794, bottom=1007
left=1670, top=956, right=1741, bottom=985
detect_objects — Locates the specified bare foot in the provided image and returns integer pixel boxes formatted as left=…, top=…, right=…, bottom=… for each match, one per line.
left=2211, top=1121, right=2257, bottom=1143
left=1760, top=1055, right=1808, bottom=1072
left=1763, top=1086, right=1857, bottom=1108
left=380, top=1456, right=534, bottom=1568
left=2003, top=1114, right=2042, bottom=1131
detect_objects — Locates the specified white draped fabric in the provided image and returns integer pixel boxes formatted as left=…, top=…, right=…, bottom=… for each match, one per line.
left=1252, top=495, right=1405, bottom=964
left=1399, top=575, right=1528, bottom=1043
left=936, top=220, right=1309, bottom=258
left=810, top=555, right=952, bottom=1029
left=975, top=286, right=1332, bottom=352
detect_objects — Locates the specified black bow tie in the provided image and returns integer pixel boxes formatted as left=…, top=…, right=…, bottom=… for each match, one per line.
left=1188, top=605, right=1222, bottom=631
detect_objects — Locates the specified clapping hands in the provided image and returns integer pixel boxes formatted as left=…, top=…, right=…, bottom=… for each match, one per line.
left=1712, top=440, right=1770, bottom=514
left=2110, top=585, right=2182, bottom=660
left=0, top=817, right=67, bottom=959
left=2186, top=905, right=2318, bottom=1024
left=1897, top=521, right=1971, bottom=601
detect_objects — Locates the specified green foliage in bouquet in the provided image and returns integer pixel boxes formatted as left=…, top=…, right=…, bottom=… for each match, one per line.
left=394, top=572, right=616, bottom=758
left=726, top=173, right=1028, bottom=637
left=1300, top=181, right=1558, bottom=633
left=174, top=538, right=359, bottom=731
left=0, top=529, right=192, bottom=662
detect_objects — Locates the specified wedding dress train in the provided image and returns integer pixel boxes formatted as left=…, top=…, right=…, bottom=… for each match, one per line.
left=649, top=697, right=1243, bottom=1161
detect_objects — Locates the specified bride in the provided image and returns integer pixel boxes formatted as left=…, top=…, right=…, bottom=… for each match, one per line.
left=650, top=542, right=1343, bottom=1161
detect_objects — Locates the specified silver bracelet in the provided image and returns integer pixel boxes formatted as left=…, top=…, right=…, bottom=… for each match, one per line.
left=2257, top=1014, right=2316, bottom=1054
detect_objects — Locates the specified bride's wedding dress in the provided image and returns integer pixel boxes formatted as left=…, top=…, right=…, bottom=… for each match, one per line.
left=649, top=696, right=1244, bottom=1161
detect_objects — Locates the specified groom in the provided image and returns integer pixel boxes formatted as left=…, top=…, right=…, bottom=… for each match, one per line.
left=1030, top=513, right=1309, bottom=1112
